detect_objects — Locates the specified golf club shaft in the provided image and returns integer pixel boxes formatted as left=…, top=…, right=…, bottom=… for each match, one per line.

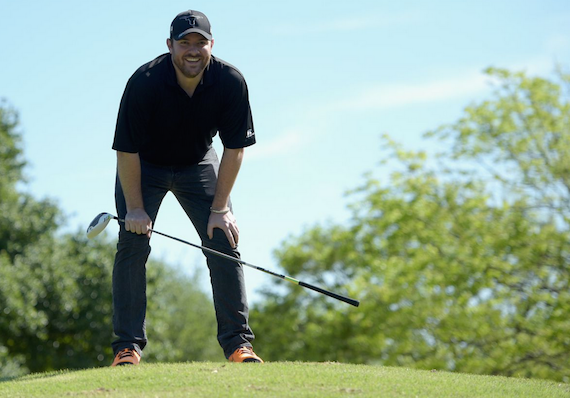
left=114, top=217, right=360, bottom=307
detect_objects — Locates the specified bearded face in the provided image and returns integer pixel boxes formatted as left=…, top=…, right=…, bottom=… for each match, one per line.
left=168, top=33, right=213, bottom=79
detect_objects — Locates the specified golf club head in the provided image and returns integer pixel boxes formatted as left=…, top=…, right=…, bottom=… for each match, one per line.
left=86, top=212, right=115, bottom=239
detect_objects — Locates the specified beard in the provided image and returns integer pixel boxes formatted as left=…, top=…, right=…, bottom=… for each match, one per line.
left=171, top=51, right=210, bottom=79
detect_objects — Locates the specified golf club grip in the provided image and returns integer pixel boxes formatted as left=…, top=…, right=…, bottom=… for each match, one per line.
left=298, top=281, right=360, bottom=307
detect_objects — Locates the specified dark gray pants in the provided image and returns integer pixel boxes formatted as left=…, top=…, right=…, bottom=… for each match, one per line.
left=111, top=147, right=255, bottom=359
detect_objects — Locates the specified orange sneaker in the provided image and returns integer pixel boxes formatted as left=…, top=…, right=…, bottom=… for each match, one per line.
left=228, top=346, right=264, bottom=363
left=111, top=348, right=141, bottom=366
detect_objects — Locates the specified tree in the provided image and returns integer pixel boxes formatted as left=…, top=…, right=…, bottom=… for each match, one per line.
left=0, top=231, right=221, bottom=373
left=251, top=67, right=570, bottom=381
left=0, top=100, right=25, bottom=192
left=0, top=100, right=61, bottom=262
left=0, top=99, right=63, bottom=376
left=0, top=233, right=115, bottom=372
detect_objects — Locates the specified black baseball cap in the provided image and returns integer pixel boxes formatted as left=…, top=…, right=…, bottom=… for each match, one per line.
left=170, top=10, right=212, bottom=41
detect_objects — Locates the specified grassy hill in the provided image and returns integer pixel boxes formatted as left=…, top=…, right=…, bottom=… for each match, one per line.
left=0, top=362, right=567, bottom=397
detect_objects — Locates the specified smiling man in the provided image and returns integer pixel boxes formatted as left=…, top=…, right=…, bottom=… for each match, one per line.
left=110, top=10, right=262, bottom=366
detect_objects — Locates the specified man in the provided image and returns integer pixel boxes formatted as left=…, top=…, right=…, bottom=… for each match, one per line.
left=110, top=10, right=262, bottom=366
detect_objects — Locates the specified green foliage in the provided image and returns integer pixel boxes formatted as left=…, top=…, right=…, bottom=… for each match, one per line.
left=428, top=66, right=570, bottom=218
left=0, top=99, right=61, bottom=261
left=0, top=99, right=25, bottom=191
left=252, top=67, right=570, bottom=381
left=0, top=233, right=116, bottom=372
left=144, top=263, right=221, bottom=362
left=0, top=195, right=61, bottom=262
left=0, top=346, right=26, bottom=380
left=0, top=228, right=220, bottom=374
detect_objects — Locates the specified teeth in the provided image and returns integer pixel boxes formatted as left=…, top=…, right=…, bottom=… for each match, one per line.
left=185, top=58, right=199, bottom=62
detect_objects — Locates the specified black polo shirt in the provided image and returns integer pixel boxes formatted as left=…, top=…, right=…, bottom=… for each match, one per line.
left=113, top=53, right=255, bottom=166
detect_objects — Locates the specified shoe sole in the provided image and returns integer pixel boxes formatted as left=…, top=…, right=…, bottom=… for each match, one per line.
left=242, top=358, right=262, bottom=363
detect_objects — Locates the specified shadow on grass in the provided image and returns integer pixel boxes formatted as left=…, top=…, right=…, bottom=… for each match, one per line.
left=0, top=368, right=82, bottom=384
left=0, top=375, right=19, bottom=383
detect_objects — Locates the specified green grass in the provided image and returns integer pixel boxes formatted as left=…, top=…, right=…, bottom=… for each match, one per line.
left=0, top=362, right=568, bottom=398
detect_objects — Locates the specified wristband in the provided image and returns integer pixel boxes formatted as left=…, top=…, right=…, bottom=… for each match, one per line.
left=210, top=207, right=230, bottom=214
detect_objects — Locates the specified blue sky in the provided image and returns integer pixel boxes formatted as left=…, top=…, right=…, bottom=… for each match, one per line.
left=1, top=0, right=569, bottom=303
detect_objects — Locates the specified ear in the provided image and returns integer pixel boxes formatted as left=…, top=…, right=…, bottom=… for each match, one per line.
left=166, top=38, right=173, bottom=53
left=211, top=38, right=215, bottom=49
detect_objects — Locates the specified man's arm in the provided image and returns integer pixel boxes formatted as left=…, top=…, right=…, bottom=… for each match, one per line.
left=207, top=147, right=244, bottom=248
left=116, top=151, right=152, bottom=236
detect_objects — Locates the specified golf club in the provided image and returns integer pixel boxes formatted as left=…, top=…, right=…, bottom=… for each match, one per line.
left=87, top=212, right=360, bottom=307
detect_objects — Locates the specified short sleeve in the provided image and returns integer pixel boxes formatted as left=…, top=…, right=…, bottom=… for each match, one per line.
left=112, top=77, right=153, bottom=153
left=217, top=69, right=256, bottom=149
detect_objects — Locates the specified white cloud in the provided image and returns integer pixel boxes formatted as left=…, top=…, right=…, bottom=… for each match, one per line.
left=326, top=71, right=492, bottom=112
left=246, top=129, right=303, bottom=160
left=321, top=48, right=569, bottom=115
left=545, top=33, right=570, bottom=54
left=245, top=71, right=494, bottom=160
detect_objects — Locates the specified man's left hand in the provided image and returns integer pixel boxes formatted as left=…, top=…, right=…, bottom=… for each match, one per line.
left=207, top=211, right=239, bottom=248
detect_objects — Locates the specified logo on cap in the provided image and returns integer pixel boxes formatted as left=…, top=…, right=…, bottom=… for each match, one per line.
left=182, top=15, right=198, bottom=27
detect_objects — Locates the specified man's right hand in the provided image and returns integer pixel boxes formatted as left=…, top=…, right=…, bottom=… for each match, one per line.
left=125, top=208, right=152, bottom=237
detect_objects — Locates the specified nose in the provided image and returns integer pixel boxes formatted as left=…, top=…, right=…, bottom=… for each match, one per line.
left=186, top=43, right=202, bottom=53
